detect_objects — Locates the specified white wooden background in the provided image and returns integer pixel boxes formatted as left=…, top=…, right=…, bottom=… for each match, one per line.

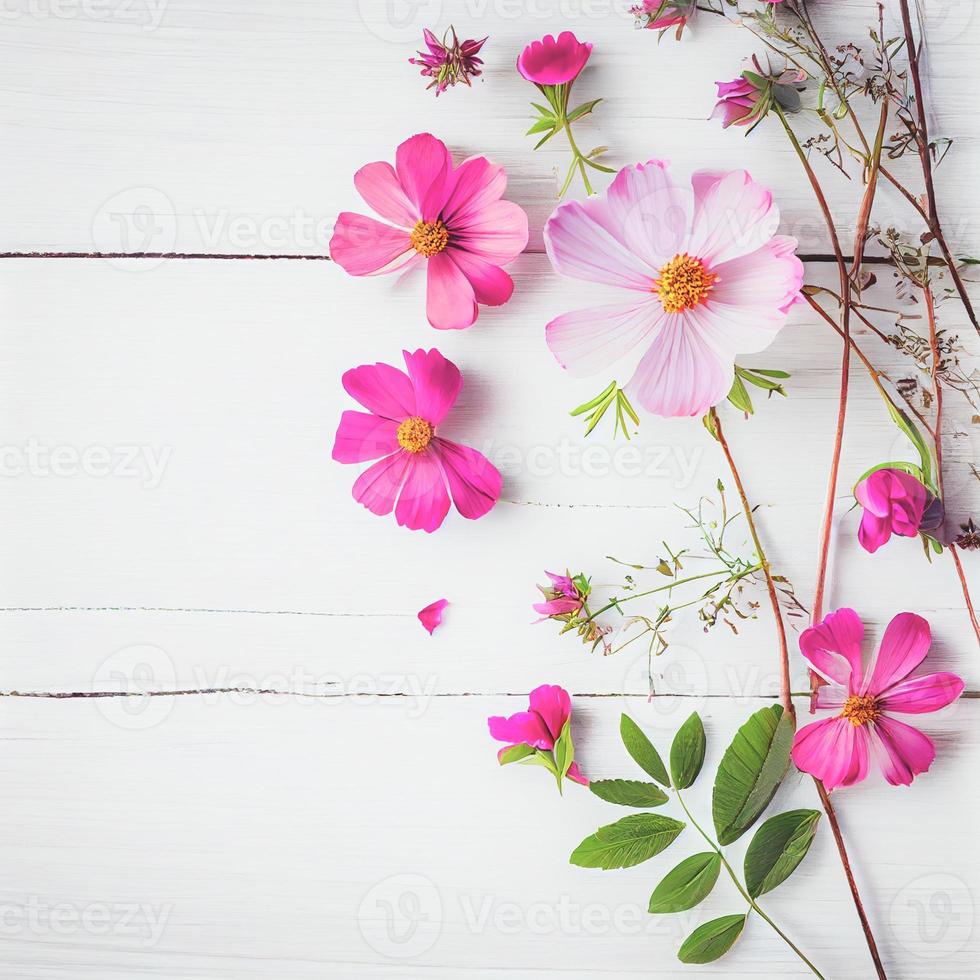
left=1, top=1, right=978, bottom=977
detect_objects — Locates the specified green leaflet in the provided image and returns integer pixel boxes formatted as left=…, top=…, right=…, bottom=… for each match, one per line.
left=589, top=779, right=669, bottom=808
left=569, top=813, right=685, bottom=870
left=620, top=714, right=670, bottom=786
left=669, top=712, right=706, bottom=790
left=677, top=914, right=746, bottom=964
left=497, top=743, right=535, bottom=765
left=711, top=705, right=795, bottom=846
left=744, top=809, right=821, bottom=898
left=648, top=852, right=721, bottom=913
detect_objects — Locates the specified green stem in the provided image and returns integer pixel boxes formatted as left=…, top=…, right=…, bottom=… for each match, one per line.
left=582, top=564, right=763, bottom=623
left=675, top=791, right=826, bottom=980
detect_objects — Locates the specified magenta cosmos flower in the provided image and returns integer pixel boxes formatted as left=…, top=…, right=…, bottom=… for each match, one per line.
left=517, top=31, right=592, bottom=85
left=712, top=77, right=764, bottom=128
left=792, top=608, right=963, bottom=789
left=544, top=160, right=803, bottom=417
left=332, top=348, right=502, bottom=532
left=855, top=467, right=942, bottom=554
left=533, top=571, right=586, bottom=619
left=330, top=133, right=529, bottom=330
left=489, top=684, right=588, bottom=786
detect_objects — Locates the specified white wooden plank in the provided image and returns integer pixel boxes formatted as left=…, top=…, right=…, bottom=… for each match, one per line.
left=0, top=257, right=976, bottom=693
left=0, top=695, right=975, bottom=978
left=0, top=1, right=976, bottom=255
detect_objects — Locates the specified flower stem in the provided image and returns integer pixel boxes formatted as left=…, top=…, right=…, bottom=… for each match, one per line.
left=774, top=105, right=853, bottom=629
left=708, top=408, right=792, bottom=717
left=674, top=790, right=825, bottom=979
left=707, top=407, right=889, bottom=980
left=897, top=0, right=980, bottom=334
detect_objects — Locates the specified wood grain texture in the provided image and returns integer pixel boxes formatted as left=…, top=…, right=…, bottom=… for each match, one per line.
left=1, top=1, right=978, bottom=977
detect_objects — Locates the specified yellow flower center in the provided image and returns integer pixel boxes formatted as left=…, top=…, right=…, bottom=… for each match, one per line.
left=840, top=694, right=880, bottom=727
left=653, top=253, right=717, bottom=313
left=396, top=416, right=434, bottom=453
left=410, top=219, right=449, bottom=257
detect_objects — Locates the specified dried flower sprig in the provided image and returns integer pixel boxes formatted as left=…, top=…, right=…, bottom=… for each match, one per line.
left=409, top=27, right=486, bottom=95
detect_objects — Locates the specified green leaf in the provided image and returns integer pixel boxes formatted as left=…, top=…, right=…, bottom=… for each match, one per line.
left=745, top=367, right=790, bottom=379
left=589, top=779, right=669, bottom=808
left=554, top=719, right=574, bottom=782
left=566, top=98, right=602, bottom=123
left=712, top=705, right=795, bottom=846
left=498, top=743, right=535, bottom=765
left=526, top=117, right=556, bottom=136
left=726, top=374, right=754, bottom=414
left=678, top=914, right=746, bottom=964
left=702, top=411, right=720, bottom=442
left=744, top=809, right=821, bottom=898
left=669, top=712, right=706, bottom=790
left=881, top=396, right=934, bottom=491
left=570, top=813, right=685, bottom=870
left=648, top=852, right=721, bottom=913
left=620, top=714, right=670, bottom=786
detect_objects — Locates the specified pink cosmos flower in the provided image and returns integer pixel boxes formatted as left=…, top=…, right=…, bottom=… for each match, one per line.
left=712, top=77, right=764, bottom=128
left=517, top=31, right=592, bottom=85
left=533, top=571, right=585, bottom=619
left=332, top=348, right=502, bottom=532
left=418, top=598, right=449, bottom=634
left=543, top=160, right=804, bottom=417
left=488, top=684, right=589, bottom=786
left=631, top=0, right=697, bottom=34
left=855, top=467, right=942, bottom=554
left=330, top=133, right=529, bottom=330
left=792, top=608, right=963, bottom=789
left=410, top=27, right=487, bottom=95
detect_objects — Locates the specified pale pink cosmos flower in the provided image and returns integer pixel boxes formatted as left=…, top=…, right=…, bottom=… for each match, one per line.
left=332, top=348, right=502, bottom=533
left=517, top=31, right=592, bottom=85
left=330, top=133, right=529, bottom=330
left=488, top=684, right=589, bottom=785
left=792, top=608, right=963, bottom=789
left=543, top=160, right=804, bottom=417
left=418, top=598, right=449, bottom=634
left=855, top=467, right=942, bottom=554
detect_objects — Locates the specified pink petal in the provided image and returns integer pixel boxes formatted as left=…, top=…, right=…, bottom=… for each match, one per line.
left=813, top=684, right=848, bottom=711
left=434, top=439, right=502, bottom=521
left=418, top=598, right=449, bottom=635
left=858, top=511, right=892, bottom=554
left=545, top=571, right=576, bottom=594
left=448, top=249, right=515, bottom=306
left=329, top=213, right=413, bottom=277
left=544, top=197, right=656, bottom=291
left=342, top=361, right=416, bottom=420
left=351, top=451, right=411, bottom=517
left=605, top=161, right=689, bottom=269
left=879, top=672, right=964, bottom=714
left=332, top=411, right=400, bottom=463
left=395, top=133, right=453, bottom=222
left=710, top=235, right=804, bottom=318
left=394, top=452, right=451, bottom=533
left=517, top=31, right=592, bottom=85
left=791, top=717, right=869, bottom=791
left=567, top=761, right=589, bottom=786
left=354, top=161, right=418, bottom=228
left=865, top=612, right=931, bottom=695
left=527, top=684, right=572, bottom=743
left=532, top=597, right=582, bottom=617
left=799, top=607, right=865, bottom=691
left=402, top=348, right=462, bottom=425
left=546, top=300, right=665, bottom=377
left=426, top=251, right=478, bottom=330
left=488, top=710, right=553, bottom=749
left=441, top=156, right=507, bottom=228
left=452, top=200, right=529, bottom=265
left=870, top=716, right=936, bottom=786
left=687, top=170, right=780, bottom=265
left=626, top=314, right=732, bottom=417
